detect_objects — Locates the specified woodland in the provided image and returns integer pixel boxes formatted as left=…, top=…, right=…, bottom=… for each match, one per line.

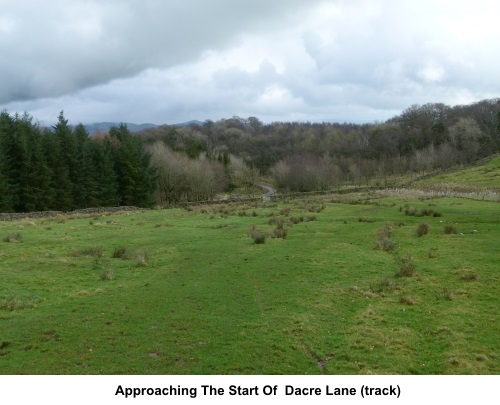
left=1, top=98, right=499, bottom=212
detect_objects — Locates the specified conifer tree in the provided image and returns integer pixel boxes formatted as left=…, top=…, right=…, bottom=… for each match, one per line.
left=109, top=124, right=156, bottom=207
left=43, top=126, right=73, bottom=211
left=52, top=111, right=76, bottom=210
left=0, top=111, right=13, bottom=211
left=17, top=114, right=52, bottom=211
left=72, top=123, right=98, bottom=207
left=91, top=137, right=119, bottom=207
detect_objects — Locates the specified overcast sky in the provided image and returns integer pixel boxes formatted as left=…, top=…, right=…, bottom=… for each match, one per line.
left=1, top=0, right=500, bottom=125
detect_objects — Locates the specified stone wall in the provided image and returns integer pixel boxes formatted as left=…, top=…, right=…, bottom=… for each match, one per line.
left=0, top=206, right=143, bottom=221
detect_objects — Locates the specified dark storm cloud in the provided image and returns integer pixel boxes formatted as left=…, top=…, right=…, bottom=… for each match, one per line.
left=1, top=0, right=499, bottom=124
left=0, top=0, right=320, bottom=104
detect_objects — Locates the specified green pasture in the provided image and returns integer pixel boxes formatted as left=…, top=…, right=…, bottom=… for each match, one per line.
left=412, top=155, right=500, bottom=191
left=0, top=193, right=498, bottom=374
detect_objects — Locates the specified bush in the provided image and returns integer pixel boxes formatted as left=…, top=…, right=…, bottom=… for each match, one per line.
left=270, top=226, right=287, bottom=239
left=100, top=269, right=115, bottom=281
left=444, top=224, right=458, bottom=234
left=3, top=232, right=22, bottom=243
left=358, top=217, right=374, bottom=223
left=458, top=269, right=478, bottom=281
left=112, top=246, right=132, bottom=259
left=370, top=276, right=397, bottom=293
left=416, top=223, right=430, bottom=237
left=268, top=217, right=285, bottom=227
left=404, top=206, right=417, bottom=216
left=1, top=295, right=37, bottom=311
left=441, top=288, right=453, bottom=301
left=279, top=207, right=291, bottom=216
left=399, top=295, right=417, bottom=305
left=250, top=226, right=266, bottom=244
left=374, top=224, right=395, bottom=251
left=73, top=246, right=103, bottom=257
left=397, top=256, right=416, bottom=277
left=135, top=251, right=150, bottom=267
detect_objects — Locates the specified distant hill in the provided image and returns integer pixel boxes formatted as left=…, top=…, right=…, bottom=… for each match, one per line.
left=81, top=122, right=158, bottom=134
left=81, top=120, right=204, bottom=134
left=174, top=120, right=204, bottom=127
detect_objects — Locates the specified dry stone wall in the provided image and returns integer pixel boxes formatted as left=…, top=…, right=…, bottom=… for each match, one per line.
left=0, top=206, right=142, bottom=221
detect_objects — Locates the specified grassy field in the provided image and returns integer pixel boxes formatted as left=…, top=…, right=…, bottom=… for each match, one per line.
left=0, top=191, right=499, bottom=374
left=412, top=155, right=500, bottom=192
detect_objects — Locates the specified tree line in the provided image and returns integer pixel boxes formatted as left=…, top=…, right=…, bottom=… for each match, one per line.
left=140, top=98, right=500, bottom=192
left=1, top=98, right=500, bottom=213
left=0, top=111, right=155, bottom=212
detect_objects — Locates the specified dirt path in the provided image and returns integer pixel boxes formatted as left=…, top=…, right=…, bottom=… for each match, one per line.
left=257, top=183, right=276, bottom=200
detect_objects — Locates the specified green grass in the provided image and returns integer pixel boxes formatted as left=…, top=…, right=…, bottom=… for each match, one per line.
left=412, top=155, right=500, bottom=192
left=0, top=195, right=498, bottom=375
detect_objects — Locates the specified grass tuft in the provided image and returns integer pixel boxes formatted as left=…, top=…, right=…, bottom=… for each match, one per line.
left=135, top=251, right=150, bottom=267
left=73, top=246, right=103, bottom=258
left=3, top=232, right=22, bottom=243
left=441, top=288, right=454, bottom=301
left=444, top=224, right=458, bottom=234
left=112, top=246, right=132, bottom=259
left=396, top=256, right=416, bottom=277
left=374, top=224, right=395, bottom=251
left=250, top=226, right=266, bottom=244
left=417, top=223, right=430, bottom=237
left=1, top=295, right=37, bottom=311
left=399, top=295, right=417, bottom=305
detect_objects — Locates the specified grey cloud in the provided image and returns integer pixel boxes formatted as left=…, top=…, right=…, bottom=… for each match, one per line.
left=0, top=0, right=322, bottom=104
left=2, top=0, right=500, bottom=125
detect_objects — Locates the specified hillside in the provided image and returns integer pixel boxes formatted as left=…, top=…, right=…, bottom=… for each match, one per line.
left=0, top=192, right=498, bottom=374
left=411, top=155, right=500, bottom=192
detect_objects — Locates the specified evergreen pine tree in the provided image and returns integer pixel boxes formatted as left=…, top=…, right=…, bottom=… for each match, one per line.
left=0, top=111, right=13, bottom=211
left=72, top=123, right=99, bottom=208
left=52, top=111, right=76, bottom=210
left=43, top=125, right=73, bottom=211
left=90, top=137, right=119, bottom=207
left=109, top=124, right=156, bottom=207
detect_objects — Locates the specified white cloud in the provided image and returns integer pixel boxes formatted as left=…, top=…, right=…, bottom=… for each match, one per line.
left=1, top=0, right=500, bottom=124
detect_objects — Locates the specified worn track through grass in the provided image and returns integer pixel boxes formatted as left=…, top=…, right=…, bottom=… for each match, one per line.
left=0, top=193, right=498, bottom=374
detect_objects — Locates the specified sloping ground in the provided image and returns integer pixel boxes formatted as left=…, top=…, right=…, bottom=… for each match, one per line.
left=411, top=156, right=500, bottom=192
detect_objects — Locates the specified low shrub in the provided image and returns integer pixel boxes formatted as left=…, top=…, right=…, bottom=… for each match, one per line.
left=135, top=251, right=150, bottom=267
left=370, top=276, right=397, bottom=293
left=270, top=226, right=287, bottom=239
left=374, top=224, right=395, bottom=251
left=457, top=269, right=478, bottom=281
left=100, top=269, right=115, bottom=281
left=1, top=295, right=37, bottom=311
left=112, top=246, right=132, bottom=259
left=250, top=226, right=266, bottom=244
left=3, top=232, right=22, bottom=243
left=397, top=256, right=416, bottom=277
left=73, top=246, right=103, bottom=258
left=289, top=216, right=303, bottom=224
left=404, top=206, right=417, bottom=216
left=428, top=247, right=438, bottom=258
left=279, top=207, right=291, bottom=216
left=268, top=217, right=286, bottom=227
left=441, top=288, right=453, bottom=301
left=416, top=223, right=430, bottom=237
left=444, top=224, right=458, bottom=234
left=358, top=217, right=374, bottom=223
left=399, top=295, right=417, bottom=305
